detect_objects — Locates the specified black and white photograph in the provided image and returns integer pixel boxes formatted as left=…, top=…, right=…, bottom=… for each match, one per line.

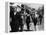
left=8, top=2, right=44, bottom=32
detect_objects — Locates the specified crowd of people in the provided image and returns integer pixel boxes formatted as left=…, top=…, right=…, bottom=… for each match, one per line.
left=10, top=4, right=44, bottom=32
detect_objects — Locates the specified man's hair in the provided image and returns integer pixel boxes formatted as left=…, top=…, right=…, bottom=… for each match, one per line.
left=21, top=4, right=24, bottom=8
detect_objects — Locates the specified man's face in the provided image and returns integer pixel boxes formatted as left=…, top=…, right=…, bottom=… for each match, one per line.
left=17, top=7, right=21, bottom=12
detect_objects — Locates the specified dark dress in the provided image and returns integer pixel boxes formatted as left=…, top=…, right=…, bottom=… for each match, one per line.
left=32, top=17, right=37, bottom=26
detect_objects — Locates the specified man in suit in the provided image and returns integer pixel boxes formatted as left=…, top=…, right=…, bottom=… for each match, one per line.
left=26, top=9, right=31, bottom=30
left=10, top=6, right=23, bottom=32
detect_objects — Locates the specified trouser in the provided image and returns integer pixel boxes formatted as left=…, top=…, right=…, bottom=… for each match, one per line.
left=26, top=23, right=30, bottom=30
left=19, top=23, right=23, bottom=31
left=40, top=18, right=42, bottom=25
left=10, top=21, right=19, bottom=32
